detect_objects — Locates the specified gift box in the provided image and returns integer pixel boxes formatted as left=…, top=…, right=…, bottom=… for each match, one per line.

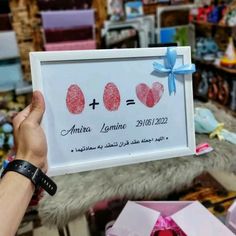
left=41, top=10, right=95, bottom=30
left=44, top=39, right=96, bottom=51
left=0, top=31, right=19, bottom=60
left=37, top=0, right=92, bottom=10
left=44, top=26, right=94, bottom=43
left=106, top=201, right=234, bottom=236
left=0, top=61, right=23, bottom=90
left=226, top=200, right=236, bottom=234
left=0, top=14, right=12, bottom=31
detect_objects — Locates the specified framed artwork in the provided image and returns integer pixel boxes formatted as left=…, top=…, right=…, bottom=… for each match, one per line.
left=125, top=1, right=143, bottom=19
left=30, top=47, right=196, bottom=176
left=107, top=0, right=125, bottom=21
left=103, top=20, right=148, bottom=47
left=156, top=4, right=195, bottom=46
left=103, top=27, right=140, bottom=48
left=103, top=15, right=155, bottom=48
left=157, top=4, right=194, bottom=28
left=159, top=25, right=195, bottom=48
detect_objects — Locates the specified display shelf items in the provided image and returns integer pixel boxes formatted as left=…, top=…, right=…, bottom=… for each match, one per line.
left=193, top=64, right=236, bottom=112
left=192, top=3, right=236, bottom=113
left=0, top=14, right=12, bottom=31
left=9, top=0, right=43, bottom=81
left=125, top=1, right=144, bottom=19
left=103, top=27, right=140, bottom=48
left=0, top=60, right=24, bottom=91
left=107, top=0, right=125, bottom=21
left=37, top=0, right=92, bottom=10
left=41, top=9, right=96, bottom=51
left=0, top=91, right=29, bottom=166
left=142, top=0, right=159, bottom=4
left=156, top=4, right=195, bottom=47
left=103, top=15, right=155, bottom=48
left=0, top=31, right=19, bottom=60
left=0, top=2, right=24, bottom=90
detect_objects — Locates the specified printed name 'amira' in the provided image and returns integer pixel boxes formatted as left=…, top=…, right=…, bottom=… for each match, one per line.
left=61, top=125, right=91, bottom=136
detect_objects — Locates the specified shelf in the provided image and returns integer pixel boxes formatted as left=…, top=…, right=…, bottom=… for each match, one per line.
left=0, top=57, right=20, bottom=63
left=193, top=57, right=236, bottom=74
left=191, top=20, right=234, bottom=28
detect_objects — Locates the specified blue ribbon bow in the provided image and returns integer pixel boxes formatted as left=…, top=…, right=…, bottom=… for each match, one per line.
left=153, top=48, right=196, bottom=95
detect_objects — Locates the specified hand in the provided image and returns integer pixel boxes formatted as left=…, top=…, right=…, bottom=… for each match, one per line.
left=13, top=91, right=47, bottom=173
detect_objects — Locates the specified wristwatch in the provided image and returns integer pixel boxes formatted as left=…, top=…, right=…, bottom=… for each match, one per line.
left=1, top=159, right=57, bottom=196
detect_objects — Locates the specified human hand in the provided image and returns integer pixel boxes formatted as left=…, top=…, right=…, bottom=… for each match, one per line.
left=13, top=91, right=47, bottom=172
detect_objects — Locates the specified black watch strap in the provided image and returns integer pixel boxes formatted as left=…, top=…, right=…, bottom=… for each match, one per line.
left=1, top=160, right=57, bottom=196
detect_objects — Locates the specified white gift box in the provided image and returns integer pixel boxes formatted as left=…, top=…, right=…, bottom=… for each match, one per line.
left=226, top=200, right=236, bottom=234
left=107, top=201, right=235, bottom=236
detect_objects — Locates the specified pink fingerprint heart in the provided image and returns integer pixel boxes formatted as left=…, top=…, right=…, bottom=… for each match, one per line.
left=66, top=84, right=85, bottom=114
left=103, top=82, right=121, bottom=111
left=136, top=82, right=164, bottom=108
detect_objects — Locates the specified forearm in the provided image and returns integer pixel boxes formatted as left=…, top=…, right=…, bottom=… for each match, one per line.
left=0, top=171, right=35, bottom=236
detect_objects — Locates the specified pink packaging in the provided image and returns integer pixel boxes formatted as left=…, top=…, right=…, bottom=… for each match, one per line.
left=226, top=200, right=236, bottom=234
left=41, top=10, right=95, bottom=29
left=106, top=201, right=235, bottom=236
left=44, top=40, right=96, bottom=51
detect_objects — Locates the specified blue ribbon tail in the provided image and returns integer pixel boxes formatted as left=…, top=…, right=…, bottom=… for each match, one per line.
left=168, top=73, right=176, bottom=95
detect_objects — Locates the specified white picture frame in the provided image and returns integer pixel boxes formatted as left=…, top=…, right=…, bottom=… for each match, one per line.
left=30, top=47, right=195, bottom=176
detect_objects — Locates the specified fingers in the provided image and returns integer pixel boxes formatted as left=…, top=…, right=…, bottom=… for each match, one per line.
left=27, top=91, right=45, bottom=124
left=13, top=105, right=31, bottom=148
left=12, top=105, right=31, bottom=131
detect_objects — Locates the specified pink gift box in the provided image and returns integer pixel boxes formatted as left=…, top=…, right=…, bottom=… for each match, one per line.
left=41, top=10, right=95, bottom=29
left=226, top=200, right=236, bottom=234
left=44, top=40, right=96, bottom=51
left=106, top=201, right=235, bottom=236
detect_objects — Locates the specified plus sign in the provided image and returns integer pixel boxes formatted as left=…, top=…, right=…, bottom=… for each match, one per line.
left=89, top=99, right=99, bottom=110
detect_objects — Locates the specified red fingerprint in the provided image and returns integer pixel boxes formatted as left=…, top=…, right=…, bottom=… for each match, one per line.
left=103, top=82, right=121, bottom=111
left=66, top=84, right=85, bottom=114
left=136, top=82, right=164, bottom=108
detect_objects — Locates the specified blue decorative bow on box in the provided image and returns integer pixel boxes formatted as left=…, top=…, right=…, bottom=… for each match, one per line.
left=153, top=48, right=196, bottom=95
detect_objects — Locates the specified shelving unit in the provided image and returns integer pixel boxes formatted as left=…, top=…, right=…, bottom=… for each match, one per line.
left=193, top=57, right=236, bottom=74
left=192, top=20, right=236, bottom=113
left=191, top=20, right=233, bottom=28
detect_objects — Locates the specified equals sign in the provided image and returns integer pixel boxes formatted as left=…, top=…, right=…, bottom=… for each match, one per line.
left=126, top=99, right=135, bottom=106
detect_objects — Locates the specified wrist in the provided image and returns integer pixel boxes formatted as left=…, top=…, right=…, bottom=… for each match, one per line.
left=15, top=153, right=47, bottom=173
left=1, top=160, right=57, bottom=196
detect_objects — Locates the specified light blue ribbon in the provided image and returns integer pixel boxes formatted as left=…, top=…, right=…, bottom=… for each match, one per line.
left=153, top=48, right=196, bottom=95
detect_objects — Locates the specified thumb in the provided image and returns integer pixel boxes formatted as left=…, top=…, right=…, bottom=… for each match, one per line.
left=28, top=91, right=45, bottom=124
